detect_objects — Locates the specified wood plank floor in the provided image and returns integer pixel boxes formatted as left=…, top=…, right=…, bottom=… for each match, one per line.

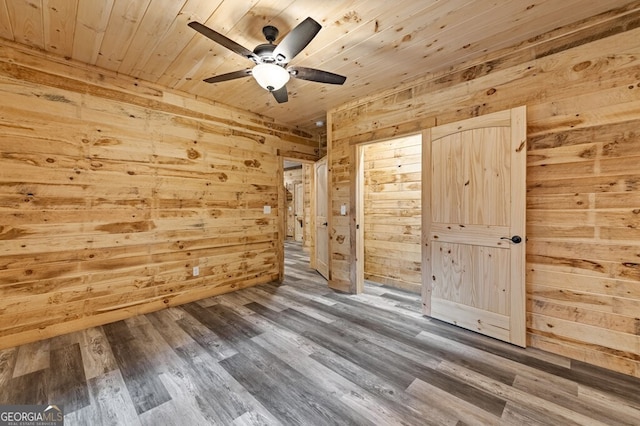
left=1, top=241, right=639, bottom=425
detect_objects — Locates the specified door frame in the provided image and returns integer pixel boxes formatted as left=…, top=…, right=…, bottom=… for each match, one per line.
left=353, top=134, right=423, bottom=294
left=279, top=157, right=315, bottom=282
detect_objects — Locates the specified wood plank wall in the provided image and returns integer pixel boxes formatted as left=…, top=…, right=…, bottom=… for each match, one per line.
left=363, top=135, right=421, bottom=293
left=327, top=6, right=640, bottom=378
left=0, top=40, right=318, bottom=349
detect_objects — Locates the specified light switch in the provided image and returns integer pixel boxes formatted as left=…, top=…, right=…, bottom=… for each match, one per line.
left=263, top=205, right=271, bottom=214
left=340, top=204, right=347, bottom=216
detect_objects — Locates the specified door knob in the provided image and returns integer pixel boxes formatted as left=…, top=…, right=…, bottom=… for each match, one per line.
left=500, top=235, right=522, bottom=244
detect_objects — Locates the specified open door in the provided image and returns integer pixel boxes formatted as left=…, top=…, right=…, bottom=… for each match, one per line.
left=314, top=157, right=329, bottom=279
left=422, top=106, right=526, bottom=347
left=294, top=183, right=304, bottom=242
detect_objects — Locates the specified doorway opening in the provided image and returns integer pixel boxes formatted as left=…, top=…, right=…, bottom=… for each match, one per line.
left=283, top=160, right=307, bottom=245
left=281, top=157, right=329, bottom=282
left=355, top=134, right=423, bottom=294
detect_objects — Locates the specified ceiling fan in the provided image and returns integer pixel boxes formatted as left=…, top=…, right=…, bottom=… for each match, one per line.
left=188, top=17, right=346, bottom=103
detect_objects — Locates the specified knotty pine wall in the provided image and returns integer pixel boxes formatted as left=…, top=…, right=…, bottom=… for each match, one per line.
left=0, top=40, right=318, bottom=349
left=328, top=9, right=640, bottom=377
left=363, top=135, right=421, bottom=293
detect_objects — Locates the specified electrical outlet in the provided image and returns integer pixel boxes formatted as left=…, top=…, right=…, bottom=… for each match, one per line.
left=192, top=266, right=199, bottom=276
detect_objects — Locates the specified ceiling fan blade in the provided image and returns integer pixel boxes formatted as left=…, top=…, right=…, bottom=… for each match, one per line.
left=288, top=67, right=346, bottom=85
left=188, top=21, right=258, bottom=62
left=203, top=69, right=252, bottom=83
left=272, top=17, right=321, bottom=63
left=272, top=86, right=288, bottom=103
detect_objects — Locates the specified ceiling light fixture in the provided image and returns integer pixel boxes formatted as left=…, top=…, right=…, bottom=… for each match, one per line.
left=188, top=18, right=346, bottom=103
left=251, top=63, right=290, bottom=91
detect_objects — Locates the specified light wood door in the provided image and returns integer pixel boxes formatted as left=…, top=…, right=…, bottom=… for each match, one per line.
left=286, top=195, right=295, bottom=238
left=314, top=157, right=329, bottom=279
left=422, top=106, right=527, bottom=347
left=294, top=183, right=304, bottom=242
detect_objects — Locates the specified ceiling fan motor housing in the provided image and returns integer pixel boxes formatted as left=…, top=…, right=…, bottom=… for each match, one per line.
left=253, top=43, right=278, bottom=63
left=262, top=25, right=279, bottom=43
left=255, top=25, right=287, bottom=64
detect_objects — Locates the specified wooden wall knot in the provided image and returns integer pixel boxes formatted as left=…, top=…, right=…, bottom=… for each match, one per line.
left=187, top=148, right=201, bottom=159
left=244, top=159, right=262, bottom=168
left=0, top=227, right=29, bottom=240
left=572, top=61, right=592, bottom=72
left=96, top=221, right=156, bottom=233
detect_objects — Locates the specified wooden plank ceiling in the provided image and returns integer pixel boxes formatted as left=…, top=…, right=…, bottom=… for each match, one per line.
left=0, top=0, right=635, bottom=134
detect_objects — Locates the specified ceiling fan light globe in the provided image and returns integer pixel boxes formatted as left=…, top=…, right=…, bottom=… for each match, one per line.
left=252, top=63, right=290, bottom=92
